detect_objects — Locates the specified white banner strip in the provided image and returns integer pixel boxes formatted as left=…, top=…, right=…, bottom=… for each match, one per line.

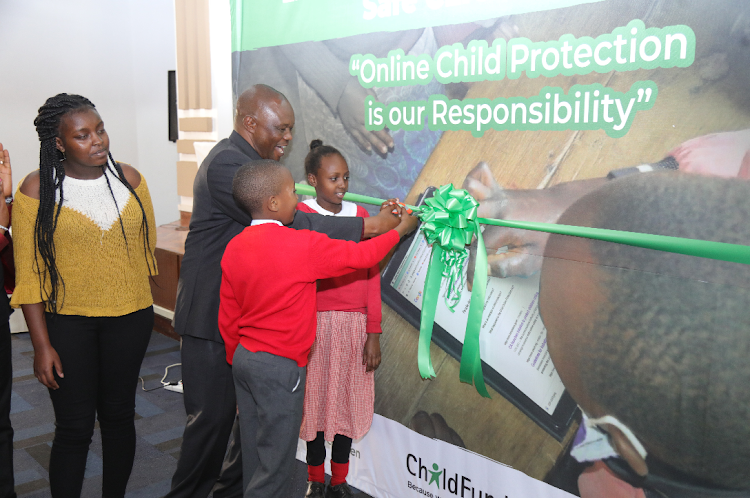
left=297, top=414, right=574, bottom=498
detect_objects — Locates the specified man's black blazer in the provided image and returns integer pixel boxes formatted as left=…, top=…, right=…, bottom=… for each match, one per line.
left=174, top=131, right=363, bottom=343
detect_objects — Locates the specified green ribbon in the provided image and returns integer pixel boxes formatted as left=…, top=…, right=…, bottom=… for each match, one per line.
left=294, top=183, right=750, bottom=397
left=476, top=218, right=750, bottom=265
left=416, top=185, right=490, bottom=397
left=295, top=183, right=419, bottom=211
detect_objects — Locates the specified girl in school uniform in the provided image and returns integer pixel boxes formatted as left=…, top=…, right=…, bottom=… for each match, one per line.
left=297, top=140, right=384, bottom=498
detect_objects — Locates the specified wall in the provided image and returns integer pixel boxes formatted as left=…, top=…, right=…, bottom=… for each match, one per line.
left=208, top=0, right=233, bottom=145
left=174, top=0, right=233, bottom=216
left=0, top=0, right=178, bottom=226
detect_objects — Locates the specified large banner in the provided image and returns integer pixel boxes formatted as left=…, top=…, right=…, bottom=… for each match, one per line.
left=233, top=0, right=750, bottom=496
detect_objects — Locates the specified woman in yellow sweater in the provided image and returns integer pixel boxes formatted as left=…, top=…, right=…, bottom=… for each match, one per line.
left=11, top=94, right=157, bottom=498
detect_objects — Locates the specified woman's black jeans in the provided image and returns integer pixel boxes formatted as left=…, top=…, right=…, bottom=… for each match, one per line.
left=45, top=307, right=153, bottom=498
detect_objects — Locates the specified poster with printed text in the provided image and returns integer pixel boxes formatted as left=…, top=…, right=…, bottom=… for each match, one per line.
left=234, top=0, right=750, bottom=496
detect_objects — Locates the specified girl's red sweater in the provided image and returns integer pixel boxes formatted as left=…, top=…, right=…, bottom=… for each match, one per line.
left=297, top=202, right=383, bottom=333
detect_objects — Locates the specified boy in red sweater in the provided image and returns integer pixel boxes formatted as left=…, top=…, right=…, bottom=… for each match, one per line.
left=219, top=160, right=417, bottom=498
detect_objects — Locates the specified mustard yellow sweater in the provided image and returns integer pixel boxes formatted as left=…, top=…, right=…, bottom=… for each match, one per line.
left=10, top=171, right=158, bottom=316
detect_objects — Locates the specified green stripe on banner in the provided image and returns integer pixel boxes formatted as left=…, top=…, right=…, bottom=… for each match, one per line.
left=230, top=0, right=605, bottom=52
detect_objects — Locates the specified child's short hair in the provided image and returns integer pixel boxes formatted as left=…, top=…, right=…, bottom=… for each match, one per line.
left=232, top=159, right=287, bottom=216
left=544, top=172, right=750, bottom=488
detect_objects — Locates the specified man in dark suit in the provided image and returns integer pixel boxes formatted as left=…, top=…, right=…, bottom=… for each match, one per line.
left=167, top=85, right=399, bottom=498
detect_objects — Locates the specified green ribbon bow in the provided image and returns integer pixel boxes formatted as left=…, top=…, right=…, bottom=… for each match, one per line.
left=417, top=185, right=490, bottom=397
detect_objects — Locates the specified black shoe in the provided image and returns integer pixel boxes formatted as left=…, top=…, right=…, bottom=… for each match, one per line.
left=325, top=482, right=353, bottom=498
left=305, top=481, right=326, bottom=498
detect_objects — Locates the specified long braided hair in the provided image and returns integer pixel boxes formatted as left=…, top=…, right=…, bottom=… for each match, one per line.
left=33, top=93, right=155, bottom=313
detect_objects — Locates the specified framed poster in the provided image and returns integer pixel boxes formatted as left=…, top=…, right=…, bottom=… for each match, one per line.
left=382, top=188, right=578, bottom=440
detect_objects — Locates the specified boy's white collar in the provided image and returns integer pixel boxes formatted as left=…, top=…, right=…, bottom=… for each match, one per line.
left=250, top=219, right=283, bottom=226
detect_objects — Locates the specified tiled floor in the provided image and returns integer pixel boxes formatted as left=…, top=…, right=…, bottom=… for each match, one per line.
left=10, top=331, right=186, bottom=497
left=9, top=330, right=362, bottom=498
left=6, top=332, right=367, bottom=498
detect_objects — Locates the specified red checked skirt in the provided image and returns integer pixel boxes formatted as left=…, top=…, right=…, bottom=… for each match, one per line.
left=299, top=311, right=375, bottom=441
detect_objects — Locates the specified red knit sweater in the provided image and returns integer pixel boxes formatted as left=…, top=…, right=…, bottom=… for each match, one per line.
left=219, top=223, right=399, bottom=366
left=297, top=202, right=382, bottom=333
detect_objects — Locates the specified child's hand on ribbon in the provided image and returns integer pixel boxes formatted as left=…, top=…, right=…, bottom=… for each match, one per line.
left=394, top=204, right=419, bottom=237
left=364, top=199, right=402, bottom=238
left=380, top=198, right=413, bottom=217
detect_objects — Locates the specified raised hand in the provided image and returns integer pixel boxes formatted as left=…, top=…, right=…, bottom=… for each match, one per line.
left=0, top=143, right=12, bottom=198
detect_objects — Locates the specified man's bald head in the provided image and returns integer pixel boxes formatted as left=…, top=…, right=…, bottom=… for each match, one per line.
left=234, top=85, right=285, bottom=127
left=540, top=172, right=750, bottom=488
left=235, top=84, right=294, bottom=161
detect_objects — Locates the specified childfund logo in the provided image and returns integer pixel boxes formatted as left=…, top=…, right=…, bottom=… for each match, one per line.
left=406, top=454, right=501, bottom=498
